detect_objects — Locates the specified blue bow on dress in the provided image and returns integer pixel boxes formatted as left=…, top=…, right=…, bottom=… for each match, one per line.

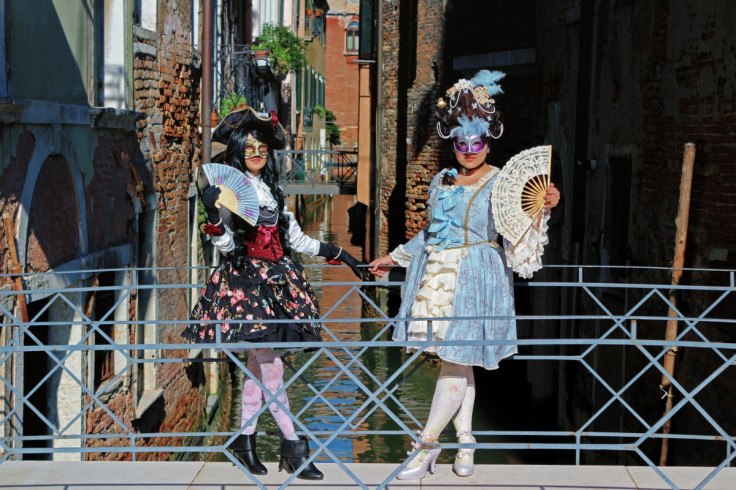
left=426, top=169, right=464, bottom=252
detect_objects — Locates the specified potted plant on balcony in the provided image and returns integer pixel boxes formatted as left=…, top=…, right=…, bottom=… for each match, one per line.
left=219, top=93, right=247, bottom=118
left=252, top=24, right=306, bottom=80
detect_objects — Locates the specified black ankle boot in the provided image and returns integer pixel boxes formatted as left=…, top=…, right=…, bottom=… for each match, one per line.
left=278, top=436, right=324, bottom=480
left=230, top=434, right=267, bottom=475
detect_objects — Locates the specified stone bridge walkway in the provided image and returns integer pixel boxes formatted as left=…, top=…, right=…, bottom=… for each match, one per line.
left=1, top=461, right=734, bottom=489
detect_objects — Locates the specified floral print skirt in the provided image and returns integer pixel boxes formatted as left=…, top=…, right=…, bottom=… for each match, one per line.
left=183, top=255, right=322, bottom=345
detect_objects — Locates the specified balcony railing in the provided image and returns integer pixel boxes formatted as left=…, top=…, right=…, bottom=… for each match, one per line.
left=1, top=265, right=734, bottom=489
left=276, top=149, right=358, bottom=194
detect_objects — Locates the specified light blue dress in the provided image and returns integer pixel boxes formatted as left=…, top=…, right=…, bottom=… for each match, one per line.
left=391, top=167, right=525, bottom=370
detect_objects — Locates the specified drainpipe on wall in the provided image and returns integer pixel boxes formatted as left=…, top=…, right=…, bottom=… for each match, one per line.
left=201, top=0, right=213, bottom=165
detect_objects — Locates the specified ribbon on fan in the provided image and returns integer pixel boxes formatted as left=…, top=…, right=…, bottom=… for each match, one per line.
left=490, top=145, right=552, bottom=245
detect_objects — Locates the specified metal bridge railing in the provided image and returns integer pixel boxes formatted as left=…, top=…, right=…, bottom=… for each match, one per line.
left=276, top=149, right=358, bottom=194
left=0, top=265, right=734, bottom=489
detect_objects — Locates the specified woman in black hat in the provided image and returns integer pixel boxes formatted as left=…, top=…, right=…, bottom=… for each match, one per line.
left=183, top=107, right=366, bottom=480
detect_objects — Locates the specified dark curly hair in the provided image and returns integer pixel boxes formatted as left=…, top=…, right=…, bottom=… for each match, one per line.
left=224, top=127, right=291, bottom=266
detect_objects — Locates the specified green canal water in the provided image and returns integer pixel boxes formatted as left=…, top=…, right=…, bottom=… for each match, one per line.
left=221, top=194, right=546, bottom=466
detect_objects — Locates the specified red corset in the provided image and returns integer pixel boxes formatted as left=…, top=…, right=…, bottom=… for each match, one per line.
left=245, top=225, right=284, bottom=261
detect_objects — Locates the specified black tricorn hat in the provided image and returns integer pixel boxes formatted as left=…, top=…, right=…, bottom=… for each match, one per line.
left=212, top=106, right=286, bottom=150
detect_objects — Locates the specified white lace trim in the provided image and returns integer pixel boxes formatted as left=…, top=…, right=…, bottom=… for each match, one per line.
left=436, top=166, right=498, bottom=192
left=389, top=244, right=415, bottom=268
left=505, top=209, right=550, bottom=279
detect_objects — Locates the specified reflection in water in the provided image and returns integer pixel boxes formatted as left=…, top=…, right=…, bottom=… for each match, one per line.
left=226, top=195, right=542, bottom=465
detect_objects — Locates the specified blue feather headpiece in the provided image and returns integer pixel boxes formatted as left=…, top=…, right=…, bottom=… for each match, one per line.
left=449, top=115, right=491, bottom=139
left=470, top=70, right=505, bottom=97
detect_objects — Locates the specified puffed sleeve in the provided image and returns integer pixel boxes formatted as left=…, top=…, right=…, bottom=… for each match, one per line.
left=283, top=206, right=321, bottom=256
left=388, top=172, right=441, bottom=267
left=210, top=225, right=235, bottom=254
left=504, top=209, right=551, bottom=279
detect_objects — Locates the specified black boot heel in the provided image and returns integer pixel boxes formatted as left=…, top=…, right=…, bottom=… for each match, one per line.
left=278, top=436, right=324, bottom=480
left=230, top=434, right=267, bottom=475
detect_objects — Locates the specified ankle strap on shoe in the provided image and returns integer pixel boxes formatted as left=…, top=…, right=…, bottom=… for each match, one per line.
left=456, top=431, right=476, bottom=456
left=410, top=439, right=440, bottom=453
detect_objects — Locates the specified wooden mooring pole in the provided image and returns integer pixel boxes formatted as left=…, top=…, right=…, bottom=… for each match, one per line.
left=659, top=142, right=695, bottom=466
left=3, top=215, right=28, bottom=450
left=3, top=215, right=28, bottom=323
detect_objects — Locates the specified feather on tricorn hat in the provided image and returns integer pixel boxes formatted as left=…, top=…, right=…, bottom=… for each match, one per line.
left=212, top=106, right=287, bottom=150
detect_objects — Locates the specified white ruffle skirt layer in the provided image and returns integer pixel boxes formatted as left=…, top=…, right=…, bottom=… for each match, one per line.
left=406, top=247, right=463, bottom=349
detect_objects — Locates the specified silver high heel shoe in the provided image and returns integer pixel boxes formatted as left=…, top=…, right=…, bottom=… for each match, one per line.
left=396, top=435, right=442, bottom=480
left=453, top=432, right=475, bottom=477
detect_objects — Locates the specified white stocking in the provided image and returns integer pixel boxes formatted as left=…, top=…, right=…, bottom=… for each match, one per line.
left=407, top=361, right=473, bottom=468
left=452, top=367, right=476, bottom=462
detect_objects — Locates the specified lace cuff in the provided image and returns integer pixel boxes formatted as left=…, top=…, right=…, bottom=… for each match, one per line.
left=389, top=244, right=414, bottom=268
left=505, top=209, right=550, bottom=279
left=211, top=226, right=235, bottom=254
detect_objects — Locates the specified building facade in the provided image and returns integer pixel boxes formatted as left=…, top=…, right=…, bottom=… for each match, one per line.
left=325, top=0, right=361, bottom=149
left=293, top=0, right=331, bottom=151
left=0, top=0, right=224, bottom=461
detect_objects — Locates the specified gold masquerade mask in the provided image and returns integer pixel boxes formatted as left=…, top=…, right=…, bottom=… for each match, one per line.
left=244, top=135, right=269, bottom=159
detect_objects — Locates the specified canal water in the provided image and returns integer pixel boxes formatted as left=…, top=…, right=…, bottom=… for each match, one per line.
left=224, top=194, right=545, bottom=466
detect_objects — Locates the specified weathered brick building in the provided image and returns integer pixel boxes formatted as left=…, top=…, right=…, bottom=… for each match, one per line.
left=0, top=0, right=223, bottom=461
left=376, top=0, right=736, bottom=465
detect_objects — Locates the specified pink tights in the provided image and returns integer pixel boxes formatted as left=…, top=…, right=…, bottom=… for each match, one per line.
left=240, top=348, right=298, bottom=440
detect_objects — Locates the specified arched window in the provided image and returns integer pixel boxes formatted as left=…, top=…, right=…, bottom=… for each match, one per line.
left=345, top=21, right=359, bottom=54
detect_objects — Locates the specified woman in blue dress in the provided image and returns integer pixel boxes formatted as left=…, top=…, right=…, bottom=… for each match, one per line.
left=369, top=70, right=560, bottom=480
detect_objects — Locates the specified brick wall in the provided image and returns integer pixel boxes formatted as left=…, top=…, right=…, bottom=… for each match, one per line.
left=639, top=1, right=736, bottom=272
left=378, top=0, right=448, bottom=256
left=535, top=0, right=736, bottom=466
left=632, top=0, right=736, bottom=465
left=377, top=0, right=399, bottom=255
left=84, top=1, right=209, bottom=460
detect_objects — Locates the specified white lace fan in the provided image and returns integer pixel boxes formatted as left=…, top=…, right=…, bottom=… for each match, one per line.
left=491, top=145, right=552, bottom=245
left=201, top=163, right=260, bottom=226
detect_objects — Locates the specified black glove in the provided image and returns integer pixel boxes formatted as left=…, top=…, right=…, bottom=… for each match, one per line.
left=201, top=186, right=221, bottom=223
left=318, top=242, right=368, bottom=280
